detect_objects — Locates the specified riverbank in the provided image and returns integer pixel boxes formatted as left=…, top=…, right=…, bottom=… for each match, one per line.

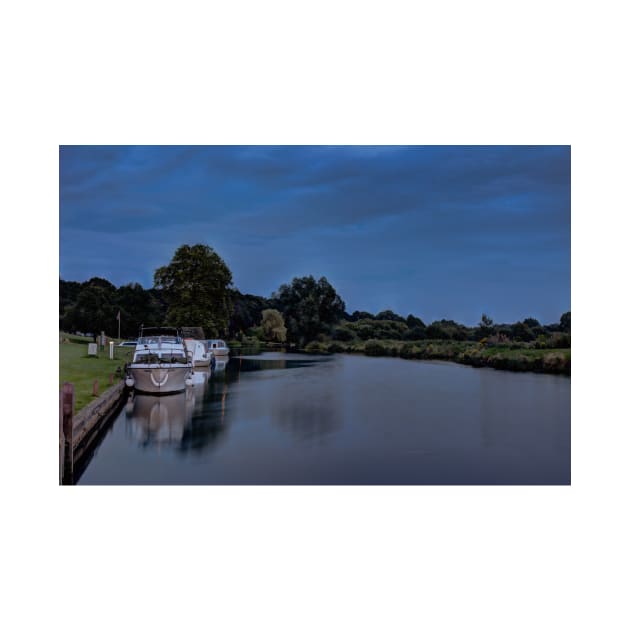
left=300, top=339, right=571, bottom=375
left=59, top=334, right=133, bottom=411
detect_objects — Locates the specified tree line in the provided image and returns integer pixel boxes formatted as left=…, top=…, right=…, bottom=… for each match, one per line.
left=60, top=243, right=571, bottom=346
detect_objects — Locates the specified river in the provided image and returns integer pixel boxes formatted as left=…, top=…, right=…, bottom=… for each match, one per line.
left=77, top=351, right=570, bottom=484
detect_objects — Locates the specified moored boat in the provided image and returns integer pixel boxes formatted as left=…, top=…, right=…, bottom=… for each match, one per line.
left=126, top=327, right=193, bottom=395
left=184, top=338, right=212, bottom=367
left=207, top=339, right=230, bottom=356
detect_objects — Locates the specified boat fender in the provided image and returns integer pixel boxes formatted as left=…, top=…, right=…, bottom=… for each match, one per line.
left=125, top=377, right=135, bottom=387
left=185, top=376, right=193, bottom=387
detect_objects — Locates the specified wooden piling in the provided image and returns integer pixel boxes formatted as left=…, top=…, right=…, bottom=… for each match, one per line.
left=92, top=380, right=99, bottom=397
left=61, top=382, right=75, bottom=484
left=59, top=389, right=64, bottom=484
left=109, top=373, right=114, bottom=385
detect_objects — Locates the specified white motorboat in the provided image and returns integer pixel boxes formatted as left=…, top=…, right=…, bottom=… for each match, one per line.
left=126, top=327, right=193, bottom=395
left=184, top=338, right=212, bottom=367
left=207, top=339, right=230, bottom=356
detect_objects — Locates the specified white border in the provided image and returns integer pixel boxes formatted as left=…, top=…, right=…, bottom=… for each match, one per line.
left=3, top=1, right=629, bottom=629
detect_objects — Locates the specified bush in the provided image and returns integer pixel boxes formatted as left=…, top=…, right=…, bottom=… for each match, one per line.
left=364, top=340, right=388, bottom=356
left=304, top=341, right=327, bottom=353
left=332, top=326, right=356, bottom=342
left=326, top=342, right=346, bottom=353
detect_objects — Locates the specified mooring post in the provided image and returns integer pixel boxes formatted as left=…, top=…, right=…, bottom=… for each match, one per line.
left=109, top=373, right=114, bottom=385
left=93, top=380, right=99, bottom=397
left=59, top=389, right=64, bottom=484
left=61, top=382, right=75, bottom=484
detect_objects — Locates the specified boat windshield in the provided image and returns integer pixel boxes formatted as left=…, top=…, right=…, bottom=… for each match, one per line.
left=133, top=351, right=189, bottom=365
left=138, top=335, right=181, bottom=345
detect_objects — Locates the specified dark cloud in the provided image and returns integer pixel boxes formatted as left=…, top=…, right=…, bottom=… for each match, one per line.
left=59, top=145, right=570, bottom=324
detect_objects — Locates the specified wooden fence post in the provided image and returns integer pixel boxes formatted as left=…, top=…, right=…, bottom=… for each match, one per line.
left=61, top=382, right=75, bottom=484
left=92, top=380, right=99, bottom=397
left=59, top=388, right=64, bottom=484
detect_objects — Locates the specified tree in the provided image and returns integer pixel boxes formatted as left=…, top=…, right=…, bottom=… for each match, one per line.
left=511, top=321, right=535, bottom=342
left=375, top=309, right=405, bottom=322
left=59, top=278, right=82, bottom=318
left=348, top=310, right=374, bottom=322
left=229, top=290, right=270, bottom=337
left=61, top=282, right=118, bottom=338
left=272, top=275, right=346, bottom=344
left=153, top=244, right=233, bottom=337
left=406, top=314, right=426, bottom=329
left=560, top=311, right=571, bottom=332
left=523, top=317, right=541, bottom=328
left=261, top=309, right=287, bottom=342
left=116, top=283, right=166, bottom=337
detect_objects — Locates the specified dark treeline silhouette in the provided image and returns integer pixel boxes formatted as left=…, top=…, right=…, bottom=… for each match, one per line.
left=60, top=244, right=570, bottom=348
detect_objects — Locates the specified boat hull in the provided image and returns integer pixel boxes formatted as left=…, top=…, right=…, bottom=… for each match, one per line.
left=129, top=365, right=191, bottom=395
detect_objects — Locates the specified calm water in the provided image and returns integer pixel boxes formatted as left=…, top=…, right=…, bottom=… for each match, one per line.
left=77, top=352, right=570, bottom=485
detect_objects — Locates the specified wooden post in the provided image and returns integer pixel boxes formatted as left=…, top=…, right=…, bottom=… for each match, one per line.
left=109, top=373, right=114, bottom=385
left=61, top=382, right=75, bottom=484
left=92, top=380, right=99, bottom=397
left=59, top=388, right=64, bottom=484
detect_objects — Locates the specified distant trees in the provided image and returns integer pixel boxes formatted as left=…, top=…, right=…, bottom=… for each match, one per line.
left=58, top=243, right=571, bottom=352
left=154, top=244, right=233, bottom=337
left=272, top=275, right=345, bottom=344
left=60, top=278, right=118, bottom=338
left=476, top=313, right=495, bottom=340
left=229, top=290, right=270, bottom=338
left=116, top=283, right=165, bottom=337
left=261, top=309, right=287, bottom=342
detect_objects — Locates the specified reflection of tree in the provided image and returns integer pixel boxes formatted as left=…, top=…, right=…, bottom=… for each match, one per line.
left=178, top=381, right=230, bottom=453
left=273, top=395, right=341, bottom=441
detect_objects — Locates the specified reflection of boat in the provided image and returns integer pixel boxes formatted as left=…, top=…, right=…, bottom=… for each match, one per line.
left=126, top=327, right=193, bottom=394
left=126, top=391, right=195, bottom=447
left=184, top=338, right=212, bottom=367
left=207, top=339, right=230, bottom=356
left=214, top=357, right=230, bottom=372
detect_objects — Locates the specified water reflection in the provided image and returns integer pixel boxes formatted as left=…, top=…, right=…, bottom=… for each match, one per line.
left=214, top=357, right=230, bottom=373
left=125, top=391, right=196, bottom=448
left=179, top=379, right=230, bottom=453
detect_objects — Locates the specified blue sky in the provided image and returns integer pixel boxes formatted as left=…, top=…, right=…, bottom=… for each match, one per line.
left=59, top=145, right=570, bottom=325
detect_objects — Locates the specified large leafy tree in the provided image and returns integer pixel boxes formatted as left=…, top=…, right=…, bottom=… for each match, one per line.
left=153, top=244, right=233, bottom=337
left=272, top=275, right=345, bottom=344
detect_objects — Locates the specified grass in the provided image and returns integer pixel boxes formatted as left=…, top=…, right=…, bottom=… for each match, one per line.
left=59, top=335, right=134, bottom=412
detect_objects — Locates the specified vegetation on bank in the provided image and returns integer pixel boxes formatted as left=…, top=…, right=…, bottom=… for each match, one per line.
left=300, top=338, right=570, bottom=375
left=59, top=333, right=133, bottom=411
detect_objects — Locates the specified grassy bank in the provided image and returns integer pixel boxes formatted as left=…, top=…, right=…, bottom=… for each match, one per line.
left=302, top=339, right=570, bottom=375
left=59, top=334, right=134, bottom=411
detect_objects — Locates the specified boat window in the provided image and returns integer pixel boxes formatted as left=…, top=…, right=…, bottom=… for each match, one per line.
left=133, top=353, right=160, bottom=364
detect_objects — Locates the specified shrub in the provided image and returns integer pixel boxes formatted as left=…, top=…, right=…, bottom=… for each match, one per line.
left=304, top=341, right=326, bottom=353
left=332, top=326, right=356, bottom=342
left=326, top=342, right=346, bottom=353
left=364, top=340, right=387, bottom=356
